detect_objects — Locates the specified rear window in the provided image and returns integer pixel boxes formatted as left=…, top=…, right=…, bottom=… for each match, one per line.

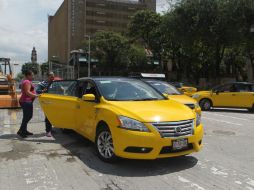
left=48, top=81, right=77, bottom=96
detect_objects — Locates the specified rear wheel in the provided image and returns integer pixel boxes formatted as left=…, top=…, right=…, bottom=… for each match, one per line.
left=96, top=126, right=117, bottom=163
left=200, top=99, right=212, bottom=111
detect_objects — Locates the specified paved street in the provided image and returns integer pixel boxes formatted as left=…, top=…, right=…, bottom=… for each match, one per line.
left=0, top=101, right=254, bottom=190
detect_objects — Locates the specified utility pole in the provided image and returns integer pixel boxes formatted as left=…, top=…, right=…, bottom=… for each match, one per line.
left=84, top=35, right=91, bottom=77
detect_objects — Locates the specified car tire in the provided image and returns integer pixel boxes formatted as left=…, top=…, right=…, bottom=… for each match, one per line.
left=200, top=99, right=212, bottom=111
left=96, top=125, right=117, bottom=163
left=248, top=104, right=254, bottom=113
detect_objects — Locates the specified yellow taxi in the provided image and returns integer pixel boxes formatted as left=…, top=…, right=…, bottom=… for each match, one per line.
left=39, top=77, right=203, bottom=162
left=192, top=82, right=254, bottom=112
left=172, top=82, right=197, bottom=97
left=144, top=80, right=201, bottom=115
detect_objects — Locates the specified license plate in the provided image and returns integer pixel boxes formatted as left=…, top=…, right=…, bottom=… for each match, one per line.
left=172, top=138, right=188, bottom=150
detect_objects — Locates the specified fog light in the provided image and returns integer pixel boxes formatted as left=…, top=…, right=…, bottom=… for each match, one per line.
left=124, top=147, right=153, bottom=153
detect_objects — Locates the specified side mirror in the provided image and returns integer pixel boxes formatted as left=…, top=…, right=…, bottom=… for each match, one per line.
left=82, top=94, right=96, bottom=102
left=213, top=90, right=219, bottom=95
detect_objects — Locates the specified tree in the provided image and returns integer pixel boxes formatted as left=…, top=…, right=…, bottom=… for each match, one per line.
left=128, top=10, right=165, bottom=70
left=15, top=73, right=24, bottom=81
left=160, top=0, right=254, bottom=83
left=41, top=62, right=49, bottom=76
left=128, top=44, right=148, bottom=72
left=82, top=31, right=130, bottom=75
left=21, top=62, right=39, bottom=75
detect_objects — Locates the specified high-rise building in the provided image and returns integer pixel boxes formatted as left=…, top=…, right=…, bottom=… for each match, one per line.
left=48, top=0, right=156, bottom=64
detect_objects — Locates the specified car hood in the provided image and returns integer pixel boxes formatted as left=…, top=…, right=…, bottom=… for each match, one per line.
left=106, top=100, right=195, bottom=123
left=168, top=94, right=197, bottom=104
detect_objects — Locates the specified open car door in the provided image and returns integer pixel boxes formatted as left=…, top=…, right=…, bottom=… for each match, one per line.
left=39, top=80, right=78, bottom=129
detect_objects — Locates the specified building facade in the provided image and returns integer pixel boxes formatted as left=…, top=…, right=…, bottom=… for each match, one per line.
left=48, top=0, right=156, bottom=64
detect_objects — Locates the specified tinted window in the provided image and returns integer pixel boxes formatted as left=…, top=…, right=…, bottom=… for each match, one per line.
left=235, top=84, right=250, bottom=92
left=95, top=79, right=165, bottom=101
left=216, top=84, right=234, bottom=92
left=48, top=81, right=77, bottom=96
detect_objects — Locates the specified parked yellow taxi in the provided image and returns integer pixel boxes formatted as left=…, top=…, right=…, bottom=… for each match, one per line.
left=144, top=80, right=201, bottom=115
left=172, top=82, right=197, bottom=97
left=192, top=82, right=254, bottom=112
left=39, top=77, right=203, bottom=162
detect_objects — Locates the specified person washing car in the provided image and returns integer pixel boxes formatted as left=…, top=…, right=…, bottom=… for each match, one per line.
left=36, top=72, right=55, bottom=137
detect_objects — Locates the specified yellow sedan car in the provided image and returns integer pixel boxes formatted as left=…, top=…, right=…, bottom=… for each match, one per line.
left=39, top=77, right=203, bottom=162
left=144, top=80, right=201, bottom=115
left=192, top=82, right=254, bottom=112
left=171, top=82, right=197, bottom=97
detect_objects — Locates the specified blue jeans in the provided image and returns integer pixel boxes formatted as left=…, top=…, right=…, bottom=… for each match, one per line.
left=19, top=102, right=33, bottom=132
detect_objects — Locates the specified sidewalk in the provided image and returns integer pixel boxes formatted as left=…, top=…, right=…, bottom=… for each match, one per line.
left=0, top=103, right=100, bottom=190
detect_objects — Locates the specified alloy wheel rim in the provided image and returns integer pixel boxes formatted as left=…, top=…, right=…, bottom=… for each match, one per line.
left=97, top=131, right=114, bottom=159
left=204, top=101, right=210, bottom=109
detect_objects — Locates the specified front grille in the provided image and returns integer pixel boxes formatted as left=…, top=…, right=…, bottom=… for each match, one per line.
left=151, top=119, right=194, bottom=138
left=185, top=103, right=195, bottom=109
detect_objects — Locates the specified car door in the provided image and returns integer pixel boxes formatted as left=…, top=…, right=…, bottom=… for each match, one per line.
left=76, top=80, right=100, bottom=140
left=234, top=84, right=254, bottom=108
left=39, top=80, right=79, bottom=129
left=211, top=84, right=237, bottom=107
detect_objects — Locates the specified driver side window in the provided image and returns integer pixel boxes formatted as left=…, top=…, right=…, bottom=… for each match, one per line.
left=217, top=84, right=234, bottom=93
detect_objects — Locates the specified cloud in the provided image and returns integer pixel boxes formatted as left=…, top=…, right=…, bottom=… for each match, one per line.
left=0, top=0, right=63, bottom=64
left=0, top=0, right=8, bottom=11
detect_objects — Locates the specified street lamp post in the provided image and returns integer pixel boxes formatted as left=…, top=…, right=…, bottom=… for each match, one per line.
left=84, top=35, right=91, bottom=77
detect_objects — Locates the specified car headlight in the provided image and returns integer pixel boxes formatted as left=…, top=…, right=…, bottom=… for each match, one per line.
left=192, top=94, right=200, bottom=99
left=118, top=116, right=150, bottom=132
left=196, top=113, right=201, bottom=126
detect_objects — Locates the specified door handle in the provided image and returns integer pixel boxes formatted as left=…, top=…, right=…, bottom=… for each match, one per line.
left=41, top=100, right=53, bottom=105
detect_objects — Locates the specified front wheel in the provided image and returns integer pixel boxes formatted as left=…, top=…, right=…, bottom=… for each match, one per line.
left=248, top=104, right=254, bottom=113
left=200, top=99, right=212, bottom=111
left=96, top=127, right=117, bottom=163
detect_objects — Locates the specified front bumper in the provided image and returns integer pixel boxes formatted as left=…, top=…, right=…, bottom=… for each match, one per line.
left=113, top=124, right=204, bottom=160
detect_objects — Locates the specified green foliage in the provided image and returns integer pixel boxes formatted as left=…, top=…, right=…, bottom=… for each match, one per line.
left=41, top=62, right=49, bottom=76
left=21, top=62, right=39, bottom=75
left=15, top=73, right=24, bottom=81
left=128, top=10, right=164, bottom=66
left=81, top=31, right=148, bottom=75
left=159, top=0, right=254, bottom=82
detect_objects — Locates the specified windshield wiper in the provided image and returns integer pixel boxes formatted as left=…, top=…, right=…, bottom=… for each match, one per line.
left=133, top=98, right=159, bottom=101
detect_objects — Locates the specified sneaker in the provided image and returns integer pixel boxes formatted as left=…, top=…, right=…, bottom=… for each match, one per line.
left=25, top=131, right=34, bottom=136
left=46, top=132, right=52, bottom=137
left=17, top=131, right=27, bottom=138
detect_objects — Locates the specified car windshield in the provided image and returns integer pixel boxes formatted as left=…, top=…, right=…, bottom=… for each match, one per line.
left=95, top=78, right=166, bottom=101
left=147, top=81, right=182, bottom=95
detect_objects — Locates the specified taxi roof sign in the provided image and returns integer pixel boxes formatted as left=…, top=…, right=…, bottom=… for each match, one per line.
left=141, top=73, right=166, bottom=79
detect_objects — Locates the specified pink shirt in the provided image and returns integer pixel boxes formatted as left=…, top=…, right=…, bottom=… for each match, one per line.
left=20, top=80, right=35, bottom=103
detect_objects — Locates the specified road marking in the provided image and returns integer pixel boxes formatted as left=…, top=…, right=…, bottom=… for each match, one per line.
left=178, top=176, right=206, bottom=190
left=205, top=112, right=252, bottom=122
left=210, top=167, right=228, bottom=177
left=203, top=117, right=243, bottom=126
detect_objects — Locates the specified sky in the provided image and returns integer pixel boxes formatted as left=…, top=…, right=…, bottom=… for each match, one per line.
left=0, top=0, right=168, bottom=66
